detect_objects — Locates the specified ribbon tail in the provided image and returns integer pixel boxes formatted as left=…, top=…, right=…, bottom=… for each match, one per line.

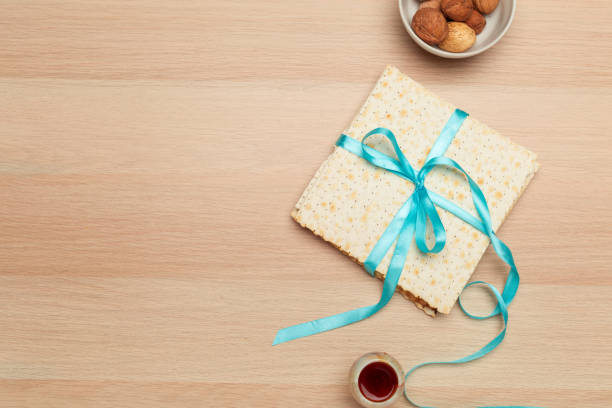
left=272, top=303, right=381, bottom=345
left=404, top=152, right=531, bottom=407
left=365, top=197, right=414, bottom=274
left=461, top=234, right=520, bottom=319
left=273, top=201, right=417, bottom=346
left=404, top=282, right=542, bottom=408
left=404, top=282, right=510, bottom=408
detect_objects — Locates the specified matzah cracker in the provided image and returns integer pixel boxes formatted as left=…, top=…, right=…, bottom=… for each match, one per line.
left=292, top=66, right=539, bottom=315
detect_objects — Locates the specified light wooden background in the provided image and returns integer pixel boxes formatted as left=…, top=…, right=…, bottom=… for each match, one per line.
left=1, top=1, right=611, bottom=407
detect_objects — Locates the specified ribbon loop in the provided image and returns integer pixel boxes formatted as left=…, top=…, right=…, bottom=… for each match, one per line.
left=414, top=186, right=446, bottom=254
left=362, top=127, right=417, bottom=182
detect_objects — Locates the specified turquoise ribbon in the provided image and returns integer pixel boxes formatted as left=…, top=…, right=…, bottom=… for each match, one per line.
left=274, top=110, right=534, bottom=408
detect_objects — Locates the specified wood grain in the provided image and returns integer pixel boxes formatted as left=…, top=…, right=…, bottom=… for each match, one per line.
left=1, top=1, right=611, bottom=407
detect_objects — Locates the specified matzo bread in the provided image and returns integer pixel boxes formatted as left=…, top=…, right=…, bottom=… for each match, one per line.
left=292, top=66, right=539, bottom=315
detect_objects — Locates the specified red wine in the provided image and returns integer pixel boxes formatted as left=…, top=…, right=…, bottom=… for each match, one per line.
left=357, top=361, right=399, bottom=403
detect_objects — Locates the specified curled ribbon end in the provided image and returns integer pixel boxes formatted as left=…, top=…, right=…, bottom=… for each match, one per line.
left=272, top=332, right=285, bottom=346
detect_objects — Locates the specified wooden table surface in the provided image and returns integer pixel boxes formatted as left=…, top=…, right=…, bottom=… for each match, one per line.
left=1, top=1, right=611, bottom=407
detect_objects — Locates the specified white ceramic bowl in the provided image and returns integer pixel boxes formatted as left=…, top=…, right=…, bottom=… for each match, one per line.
left=399, top=0, right=516, bottom=58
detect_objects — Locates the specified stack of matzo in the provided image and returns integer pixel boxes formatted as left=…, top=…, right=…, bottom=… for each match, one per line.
left=292, top=66, right=539, bottom=315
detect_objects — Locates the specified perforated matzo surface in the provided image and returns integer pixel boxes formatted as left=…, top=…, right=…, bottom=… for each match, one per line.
left=292, top=66, right=538, bottom=314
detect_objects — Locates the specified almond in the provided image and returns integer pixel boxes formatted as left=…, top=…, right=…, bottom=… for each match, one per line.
left=439, top=22, right=476, bottom=52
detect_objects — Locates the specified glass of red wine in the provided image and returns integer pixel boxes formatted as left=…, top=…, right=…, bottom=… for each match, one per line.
left=349, top=352, right=405, bottom=407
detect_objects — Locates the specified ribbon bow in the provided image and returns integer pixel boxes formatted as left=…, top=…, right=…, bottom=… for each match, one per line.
left=274, top=110, right=529, bottom=408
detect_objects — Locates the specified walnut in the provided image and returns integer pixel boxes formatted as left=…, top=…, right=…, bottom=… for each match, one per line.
left=473, top=0, right=499, bottom=14
left=411, top=8, right=449, bottom=45
left=465, top=10, right=486, bottom=34
left=419, top=0, right=441, bottom=10
left=440, top=0, right=474, bottom=22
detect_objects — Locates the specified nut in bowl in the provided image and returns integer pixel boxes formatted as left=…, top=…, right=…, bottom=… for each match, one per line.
left=399, top=0, right=516, bottom=58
